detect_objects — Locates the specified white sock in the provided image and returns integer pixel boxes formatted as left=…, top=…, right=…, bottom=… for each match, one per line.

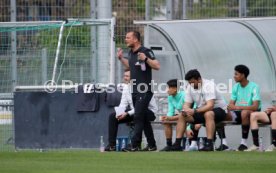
left=222, top=138, right=228, bottom=146
left=190, top=141, right=197, bottom=147
left=241, top=138, right=247, bottom=146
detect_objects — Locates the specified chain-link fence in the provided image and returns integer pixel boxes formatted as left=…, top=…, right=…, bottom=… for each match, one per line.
left=0, top=19, right=114, bottom=90
left=1, top=0, right=276, bottom=92
left=0, top=18, right=115, bottom=151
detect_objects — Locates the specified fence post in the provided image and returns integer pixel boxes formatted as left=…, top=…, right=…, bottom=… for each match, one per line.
left=90, top=0, right=97, bottom=83
left=166, top=0, right=173, bottom=20
left=239, top=0, right=247, bottom=18
left=80, top=66, right=84, bottom=84
left=11, top=0, right=17, bottom=91
left=183, top=0, right=187, bottom=19
left=145, top=0, right=150, bottom=20
left=41, top=48, right=47, bottom=84
left=144, top=0, right=150, bottom=47
left=97, top=0, right=112, bottom=83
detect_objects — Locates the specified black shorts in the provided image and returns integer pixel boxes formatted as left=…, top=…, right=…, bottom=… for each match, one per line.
left=266, top=112, right=272, bottom=124
left=234, top=109, right=261, bottom=124
left=193, top=107, right=226, bottom=124
left=234, top=111, right=242, bottom=124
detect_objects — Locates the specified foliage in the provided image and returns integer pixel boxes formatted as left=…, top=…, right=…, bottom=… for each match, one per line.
left=247, top=0, right=276, bottom=17
left=37, top=26, right=91, bottom=50
left=185, top=0, right=239, bottom=19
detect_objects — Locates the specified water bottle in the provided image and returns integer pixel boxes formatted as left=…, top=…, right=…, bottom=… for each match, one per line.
left=185, top=138, right=190, bottom=151
left=100, top=136, right=105, bottom=152
left=259, top=137, right=264, bottom=152
left=121, top=138, right=126, bottom=150
left=213, top=140, right=216, bottom=151
left=140, top=61, right=146, bottom=71
left=141, top=137, right=146, bottom=149
left=199, top=138, right=204, bottom=150
left=116, top=138, right=119, bottom=151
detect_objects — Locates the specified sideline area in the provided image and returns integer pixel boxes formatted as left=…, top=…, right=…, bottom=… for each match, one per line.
left=0, top=150, right=275, bottom=173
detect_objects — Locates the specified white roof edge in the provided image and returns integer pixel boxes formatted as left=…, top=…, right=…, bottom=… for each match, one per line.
left=0, top=18, right=113, bottom=27
left=134, top=17, right=276, bottom=25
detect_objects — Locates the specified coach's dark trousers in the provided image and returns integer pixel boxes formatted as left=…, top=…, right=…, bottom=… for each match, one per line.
left=131, top=92, right=156, bottom=148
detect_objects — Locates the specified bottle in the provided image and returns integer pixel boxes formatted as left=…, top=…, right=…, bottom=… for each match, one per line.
left=121, top=138, right=126, bottom=150
left=259, top=137, right=264, bottom=152
left=100, top=136, right=105, bottom=152
left=141, top=137, right=146, bottom=149
left=116, top=138, right=119, bottom=151
left=140, top=61, right=146, bottom=71
left=213, top=140, right=216, bottom=151
left=185, top=138, right=190, bottom=151
left=199, top=138, right=204, bottom=150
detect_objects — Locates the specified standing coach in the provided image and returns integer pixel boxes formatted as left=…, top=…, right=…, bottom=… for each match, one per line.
left=117, top=31, right=160, bottom=151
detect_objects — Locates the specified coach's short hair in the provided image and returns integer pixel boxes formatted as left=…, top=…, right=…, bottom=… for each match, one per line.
left=128, top=31, right=141, bottom=42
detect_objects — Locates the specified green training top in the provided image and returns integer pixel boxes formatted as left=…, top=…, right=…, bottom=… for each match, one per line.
left=167, top=91, right=185, bottom=116
left=231, top=81, right=262, bottom=110
left=166, top=91, right=197, bottom=131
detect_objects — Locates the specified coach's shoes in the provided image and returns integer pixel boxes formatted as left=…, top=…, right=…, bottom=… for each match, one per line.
left=236, top=144, right=248, bottom=151
left=265, top=144, right=276, bottom=152
left=216, top=144, right=230, bottom=151
left=104, top=145, right=116, bottom=152
left=122, top=146, right=140, bottom=152
left=159, top=146, right=172, bottom=152
left=141, top=145, right=157, bottom=151
left=245, top=145, right=259, bottom=151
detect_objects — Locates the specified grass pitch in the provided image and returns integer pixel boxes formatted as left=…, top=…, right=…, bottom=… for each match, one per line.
left=0, top=150, right=275, bottom=173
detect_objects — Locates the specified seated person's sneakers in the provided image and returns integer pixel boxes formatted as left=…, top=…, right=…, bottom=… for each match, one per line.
left=236, top=144, right=248, bottom=151
left=169, top=143, right=183, bottom=151
left=265, top=144, right=276, bottom=152
left=141, top=145, right=157, bottom=151
left=199, top=145, right=213, bottom=151
left=159, top=146, right=172, bottom=152
left=104, top=145, right=116, bottom=151
left=199, top=141, right=214, bottom=151
left=188, top=145, right=198, bottom=151
left=245, top=145, right=259, bottom=151
left=216, top=144, right=230, bottom=151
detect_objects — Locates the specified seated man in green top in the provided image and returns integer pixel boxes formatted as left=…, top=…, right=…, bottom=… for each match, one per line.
left=227, top=65, right=262, bottom=151
left=159, top=79, right=201, bottom=151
